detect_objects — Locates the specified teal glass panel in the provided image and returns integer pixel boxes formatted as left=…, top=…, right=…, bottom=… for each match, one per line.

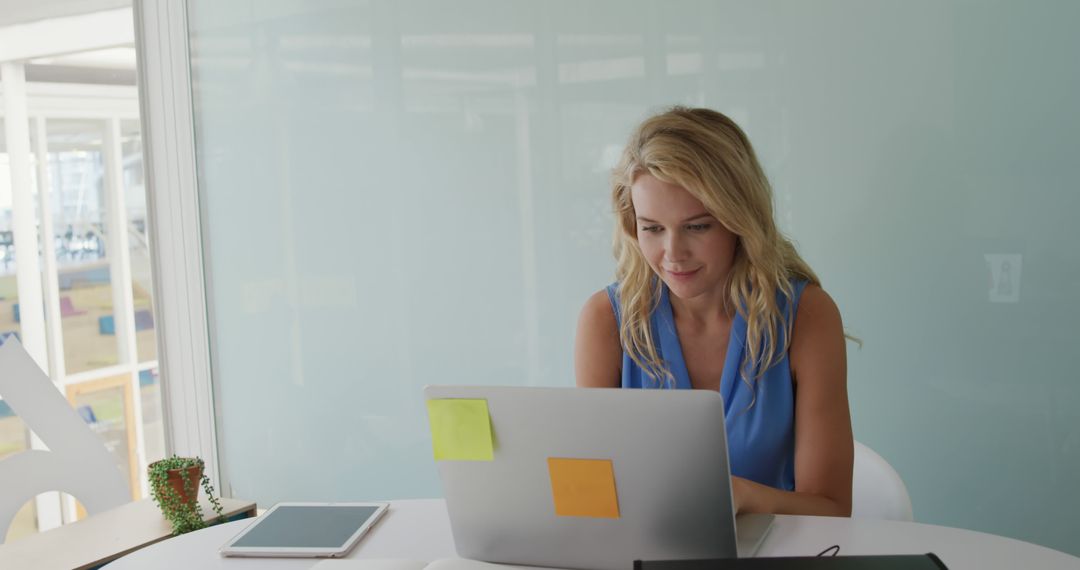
left=188, top=0, right=1080, bottom=554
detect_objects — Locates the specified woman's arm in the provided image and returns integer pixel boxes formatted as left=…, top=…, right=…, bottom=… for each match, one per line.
left=734, top=284, right=854, bottom=516
left=574, top=290, right=622, bottom=388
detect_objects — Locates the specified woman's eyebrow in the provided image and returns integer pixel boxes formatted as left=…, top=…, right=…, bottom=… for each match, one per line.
left=635, top=213, right=712, bottom=223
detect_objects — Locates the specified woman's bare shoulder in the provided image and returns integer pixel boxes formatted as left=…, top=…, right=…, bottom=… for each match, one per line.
left=796, top=284, right=842, bottom=326
left=581, top=288, right=617, bottom=325
left=790, top=283, right=845, bottom=384
left=574, top=288, right=621, bottom=388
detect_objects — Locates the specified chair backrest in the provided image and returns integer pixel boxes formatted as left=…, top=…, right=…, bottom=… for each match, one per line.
left=852, top=440, right=914, bottom=521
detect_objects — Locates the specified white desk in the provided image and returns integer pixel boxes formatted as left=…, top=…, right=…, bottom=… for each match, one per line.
left=106, top=499, right=1080, bottom=569
left=0, top=497, right=256, bottom=570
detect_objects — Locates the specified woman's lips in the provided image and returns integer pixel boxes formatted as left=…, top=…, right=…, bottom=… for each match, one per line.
left=666, top=268, right=700, bottom=279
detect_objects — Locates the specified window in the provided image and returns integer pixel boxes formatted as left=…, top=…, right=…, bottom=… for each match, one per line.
left=0, top=5, right=165, bottom=541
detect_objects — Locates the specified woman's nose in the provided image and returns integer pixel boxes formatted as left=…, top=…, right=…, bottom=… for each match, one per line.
left=664, top=231, right=689, bottom=261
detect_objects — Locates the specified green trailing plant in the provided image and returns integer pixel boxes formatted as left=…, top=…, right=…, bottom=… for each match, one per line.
left=148, top=455, right=225, bottom=535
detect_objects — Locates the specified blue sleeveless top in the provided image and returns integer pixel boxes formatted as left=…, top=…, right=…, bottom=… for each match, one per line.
left=605, top=280, right=808, bottom=491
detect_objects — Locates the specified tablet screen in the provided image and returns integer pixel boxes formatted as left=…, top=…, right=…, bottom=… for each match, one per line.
left=231, top=505, right=381, bottom=548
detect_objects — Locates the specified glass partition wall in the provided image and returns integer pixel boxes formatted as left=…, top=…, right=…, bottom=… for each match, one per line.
left=0, top=11, right=166, bottom=541
left=187, top=0, right=1080, bottom=555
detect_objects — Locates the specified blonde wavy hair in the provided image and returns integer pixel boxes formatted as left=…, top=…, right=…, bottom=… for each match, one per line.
left=612, top=106, right=819, bottom=386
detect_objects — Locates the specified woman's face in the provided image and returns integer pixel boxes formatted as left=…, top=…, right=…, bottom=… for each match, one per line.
left=630, top=172, right=738, bottom=302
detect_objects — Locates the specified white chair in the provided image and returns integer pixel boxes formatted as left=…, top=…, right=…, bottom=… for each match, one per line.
left=0, top=340, right=129, bottom=542
left=851, top=440, right=914, bottom=521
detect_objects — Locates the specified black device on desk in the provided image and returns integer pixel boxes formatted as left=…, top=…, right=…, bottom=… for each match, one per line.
left=633, top=553, right=948, bottom=569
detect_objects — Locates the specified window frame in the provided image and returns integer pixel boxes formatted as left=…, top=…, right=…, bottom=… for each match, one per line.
left=133, top=0, right=221, bottom=492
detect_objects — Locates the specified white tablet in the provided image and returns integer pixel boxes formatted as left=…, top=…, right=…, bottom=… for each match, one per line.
left=220, top=502, right=389, bottom=558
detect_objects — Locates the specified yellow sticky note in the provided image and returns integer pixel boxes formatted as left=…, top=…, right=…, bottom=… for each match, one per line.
left=426, top=399, right=494, bottom=461
left=547, top=458, right=620, bottom=519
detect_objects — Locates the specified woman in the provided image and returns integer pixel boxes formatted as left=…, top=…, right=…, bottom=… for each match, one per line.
left=574, top=106, right=853, bottom=517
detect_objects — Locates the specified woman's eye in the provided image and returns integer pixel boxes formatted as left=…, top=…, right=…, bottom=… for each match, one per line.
left=640, top=225, right=662, bottom=233
left=686, top=223, right=712, bottom=232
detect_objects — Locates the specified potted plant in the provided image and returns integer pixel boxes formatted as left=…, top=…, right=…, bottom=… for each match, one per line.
left=148, top=455, right=226, bottom=535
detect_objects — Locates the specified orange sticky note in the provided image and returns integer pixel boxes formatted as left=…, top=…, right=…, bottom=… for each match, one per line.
left=547, top=458, right=620, bottom=519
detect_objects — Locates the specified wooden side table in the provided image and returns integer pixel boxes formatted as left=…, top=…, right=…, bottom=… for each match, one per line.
left=0, top=496, right=256, bottom=570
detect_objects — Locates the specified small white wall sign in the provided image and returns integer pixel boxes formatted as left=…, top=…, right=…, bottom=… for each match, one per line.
left=984, top=253, right=1022, bottom=303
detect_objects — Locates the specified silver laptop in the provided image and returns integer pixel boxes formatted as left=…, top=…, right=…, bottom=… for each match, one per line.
left=424, top=386, right=773, bottom=570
